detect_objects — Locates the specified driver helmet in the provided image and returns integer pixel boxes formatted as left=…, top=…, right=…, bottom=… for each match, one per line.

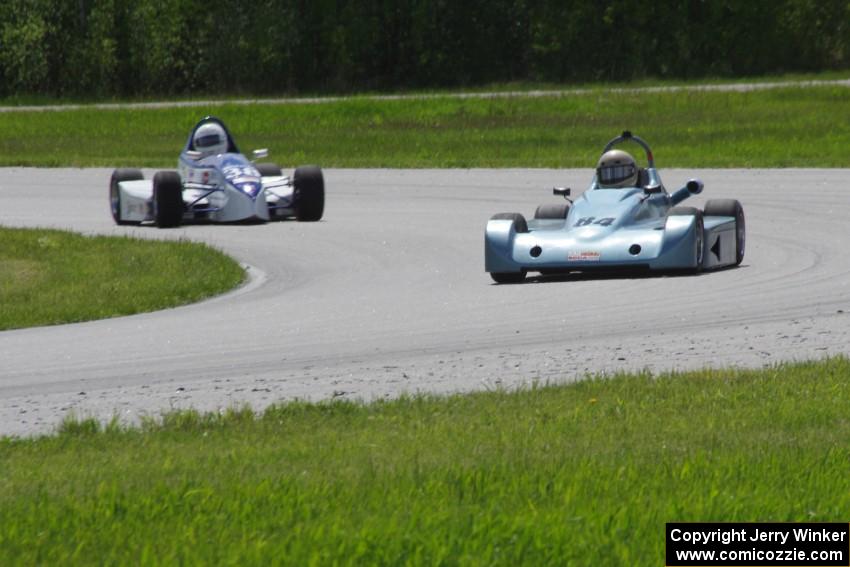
left=596, top=149, right=638, bottom=188
left=193, top=122, right=228, bottom=155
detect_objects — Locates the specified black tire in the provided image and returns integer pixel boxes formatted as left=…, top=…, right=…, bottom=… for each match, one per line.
left=490, top=271, right=527, bottom=284
left=488, top=212, right=529, bottom=283
left=534, top=203, right=570, bottom=219
left=704, top=198, right=745, bottom=265
left=293, top=166, right=325, bottom=221
left=255, top=162, right=282, bottom=177
left=489, top=212, right=528, bottom=233
left=669, top=206, right=704, bottom=272
left=110, top=168, right=143, bottom=225
left=153, top=171, right=184, bottom=228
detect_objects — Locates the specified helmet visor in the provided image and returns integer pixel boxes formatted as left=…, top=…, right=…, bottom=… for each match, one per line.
left=196, top=133, right=223, bottom=149
left=597, top=164, right=636, bottom=185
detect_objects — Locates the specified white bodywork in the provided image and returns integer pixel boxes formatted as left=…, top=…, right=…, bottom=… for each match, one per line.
left=110, top=116, right=324, bottom=227
left=116, top=165, right=296, bottom=223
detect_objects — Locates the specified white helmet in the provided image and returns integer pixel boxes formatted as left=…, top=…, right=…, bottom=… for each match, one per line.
left=596, top=149, right=638, bottom=188
left=193, top=122, right=228, bottom=155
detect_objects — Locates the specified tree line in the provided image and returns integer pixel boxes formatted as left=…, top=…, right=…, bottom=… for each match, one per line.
left=1, top=0, right=847, bottom=98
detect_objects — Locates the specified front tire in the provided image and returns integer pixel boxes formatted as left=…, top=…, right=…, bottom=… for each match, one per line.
left=293, top=166, right=325, bottom=221
left=110, top=168, right=143, bottom=225
left=489, top=212, right=528, bottom=232
left=704, top=199, right=745, bottom=265
left=669, top=206, right=704, bottom=272
left=488, top=212, right=528, bottom=283
left=490, top=271, right=527, bottom=284
left=153, top=171, right=184, bottom=228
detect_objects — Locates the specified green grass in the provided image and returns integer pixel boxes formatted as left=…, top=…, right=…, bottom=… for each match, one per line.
left=0, top=227, right=244, bottom=330
left=2, top=80, right=850, bottom=168
left=2, top=357, right=849, bottom=565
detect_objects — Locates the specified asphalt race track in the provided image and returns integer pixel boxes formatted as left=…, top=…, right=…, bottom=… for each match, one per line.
left=2, top=168, right=849, bottom=436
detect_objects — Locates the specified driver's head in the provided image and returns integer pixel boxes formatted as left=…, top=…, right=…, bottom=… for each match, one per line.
left=193, top=122, right=228, bottom=155
left=596, top=149, right=638, bottom=188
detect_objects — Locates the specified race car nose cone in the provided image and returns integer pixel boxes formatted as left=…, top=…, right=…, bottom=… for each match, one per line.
left=241, top=183, right=259, bottom=197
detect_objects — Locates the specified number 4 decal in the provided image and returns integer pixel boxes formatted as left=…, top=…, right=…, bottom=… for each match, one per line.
left=575, top=216, right=615, bottom=227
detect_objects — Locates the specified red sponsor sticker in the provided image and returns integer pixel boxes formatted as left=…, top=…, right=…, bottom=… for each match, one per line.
left=202, top=171, right=210, bottom=183
left=568, top=251, right=601, bottom=261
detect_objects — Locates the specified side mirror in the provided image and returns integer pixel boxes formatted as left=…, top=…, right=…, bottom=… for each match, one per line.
left=553, top=187, right=571, bottom=197
left=186, top=150, right=203, bottom=161
left=252, top=148, right=269, bottom=160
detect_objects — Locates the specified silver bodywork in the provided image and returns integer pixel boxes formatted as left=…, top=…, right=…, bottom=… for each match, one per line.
left=485, top=132, right=744, bottom=280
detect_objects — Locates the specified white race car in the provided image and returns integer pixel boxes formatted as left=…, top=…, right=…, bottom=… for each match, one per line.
left=109, top=116, right=324, bottom=227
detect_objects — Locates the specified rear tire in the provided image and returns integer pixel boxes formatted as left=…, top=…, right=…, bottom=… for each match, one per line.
left=704, top=198, right=745, bottom=265
left=669, top=206, right=704, bottom=272
left=256, top=163, right=282, bottom=177
left=488, top=212, right=528, bottom=283
left=293, top=166, right=325, bottom=221
left=153, top=171, right=184, bottom=228
left=534, top=203, right=570, bottom=219
left=110, top=168, right=143, bottom=225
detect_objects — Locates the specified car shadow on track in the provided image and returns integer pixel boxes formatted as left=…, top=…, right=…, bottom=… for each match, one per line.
left=497, top=264, right=748, bottom=285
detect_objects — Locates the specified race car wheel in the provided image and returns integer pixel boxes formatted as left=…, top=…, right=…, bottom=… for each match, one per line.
left=490, top=271, right=527, bottom=284
left=256, top=163, right=282, bottom=177
left=153, top=171, right=184, bottom=228
left=704, top=199, right=745, bottom=265
left=534, top=203, right=570, bottom=219
left=488, top=213, right=528, bottom=283
left=293, top=166, right=325, bottom=221
left=669, top=206, right=704, bottom=272
left=490, top=212, right=529, bottom=233
left=109, top=168, right=143, bottom=225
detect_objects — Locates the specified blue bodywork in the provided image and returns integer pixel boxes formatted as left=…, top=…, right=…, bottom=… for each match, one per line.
left=484, top=132, right=745, bottom=282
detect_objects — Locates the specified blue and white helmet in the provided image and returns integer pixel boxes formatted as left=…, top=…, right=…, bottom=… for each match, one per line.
left=193, top=122, right=228, bottom=155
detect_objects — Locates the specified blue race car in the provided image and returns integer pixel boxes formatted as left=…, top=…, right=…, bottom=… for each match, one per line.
left=109, top=116, right=324, bottom=227
left=485, top=131, right=745, bottom=283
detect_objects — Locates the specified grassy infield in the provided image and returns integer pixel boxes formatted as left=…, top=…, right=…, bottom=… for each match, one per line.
left=3, top=78, right=850, bottom=169
left=0, top=228, right=244, bottom=331
left=2, top=77, right=850, bottom=564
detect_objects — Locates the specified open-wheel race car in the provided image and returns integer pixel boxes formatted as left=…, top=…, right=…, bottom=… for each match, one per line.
left=485, top=131, right=745, bottom=283
left=109, top=116, right=324, bottom=227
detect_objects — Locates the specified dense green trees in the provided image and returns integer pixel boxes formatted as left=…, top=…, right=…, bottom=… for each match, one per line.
left=0, top=0, right=847, bottom=98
